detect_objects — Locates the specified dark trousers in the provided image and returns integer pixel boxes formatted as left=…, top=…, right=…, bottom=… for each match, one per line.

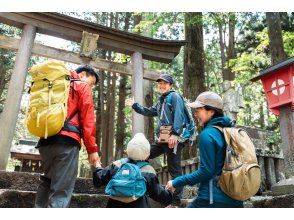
left=149, top=141, right=186, bottom=205
left=34, top=144, right=79, bottom=208
left=187, top=198, right=244, bottom=208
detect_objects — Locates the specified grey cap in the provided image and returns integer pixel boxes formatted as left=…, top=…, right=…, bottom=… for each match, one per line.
left=187, top=91, right=223, bottom=110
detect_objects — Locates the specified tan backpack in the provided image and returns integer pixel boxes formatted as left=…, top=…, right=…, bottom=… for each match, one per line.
left=213, top=126, right=261, bottom=201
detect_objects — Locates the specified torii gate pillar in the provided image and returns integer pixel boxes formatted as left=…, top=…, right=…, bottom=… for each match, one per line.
left=0, top=24, right=36, bottom=170
left=131, top=52, right=145, bottom=136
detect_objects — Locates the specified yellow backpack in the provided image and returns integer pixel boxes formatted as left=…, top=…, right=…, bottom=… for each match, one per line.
left=213, top=126, right=261, bottom=201
left=26, top=61, right=71, bottom=139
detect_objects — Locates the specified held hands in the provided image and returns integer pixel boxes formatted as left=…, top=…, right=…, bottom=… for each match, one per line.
left=88, top=152, right=102, bottom=167
left=125, top=97, right=135, bottom=107
left=168, top=135, right=178, bottom=149
left=94, top=159, right=102, bottom=168
left=165, top=180, right=176, bottom=193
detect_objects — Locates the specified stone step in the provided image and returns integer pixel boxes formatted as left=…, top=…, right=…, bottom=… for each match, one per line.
left=0, top=170, right=197, bottom=197
left=0, top=189, right=109, bottom=208
left=3, top=188, right=293, bottom=208
left=246, top=194, right=294, bottom=208
left=0, top=189, right=166, bottom=208
left=180, top=194, right=294, bottom=208
left=0, top=171, right=104, bottom=194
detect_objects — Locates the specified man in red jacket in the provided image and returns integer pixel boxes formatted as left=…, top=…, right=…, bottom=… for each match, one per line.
left=35, top=64, right=101, bottom=208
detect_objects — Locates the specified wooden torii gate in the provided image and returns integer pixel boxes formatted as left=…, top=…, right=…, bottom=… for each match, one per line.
left=0, top=13, right=185, bottom=169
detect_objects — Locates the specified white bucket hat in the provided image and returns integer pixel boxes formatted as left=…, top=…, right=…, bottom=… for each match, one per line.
left=126, top=133, right=150, bottom=161
left=187, top=91, right=223, bottom=110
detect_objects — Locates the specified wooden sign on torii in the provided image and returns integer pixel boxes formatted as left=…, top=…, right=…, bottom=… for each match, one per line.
left=0, top=12, right=185, bottom=169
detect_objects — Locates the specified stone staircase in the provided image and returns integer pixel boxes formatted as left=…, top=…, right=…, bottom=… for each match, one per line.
left=1, top=171, right=293, bottom=208
left=0, top=171, right=167, bottom=208
left=0, top=170, right=109, bottom=208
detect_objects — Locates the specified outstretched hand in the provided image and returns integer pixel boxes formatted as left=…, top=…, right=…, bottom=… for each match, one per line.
left=125, top=97, right=135, bottom=107
left=165, top=180, right=176, bottom=193
left=168, top=135, right=178, bottom=149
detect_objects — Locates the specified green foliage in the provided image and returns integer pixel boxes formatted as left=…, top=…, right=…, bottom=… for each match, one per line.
left=134, top=12, right=184, bottom=40
left=204, top=39, right=223, bottom=94
left=1, top=12, right=292, bottom=166
left=282, top=31, right=294, bottom=57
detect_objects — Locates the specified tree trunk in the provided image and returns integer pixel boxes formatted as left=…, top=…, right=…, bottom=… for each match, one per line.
left=106, top=12, right=117, bottom=164
left=101, top=13, right=115, bottom=166
left=95, top=83, right=102, bottom=150
left=133, top=14, right=143, bottom=34
left=184, top=12, right=206, bottom=102
left=100, top=68, right=108, bottom=166
left=183, top=12, right=205, bottom=159
left=279, top=12, right=293, bottom=32
left=115, top=13, right=131, bottom=159
left=103, top=65, right=111, bottom=165
left=266, top=12, right=287, bottom=65
left=217, top=19, right=226, bottom=78
left=259, top=103, right=265, bottom=128
left=107, top=72, right=116, bottom=163
left=224, top=13, right=236, bottom=81
left=116, top=74, right=128, bottom=159
left=144, top=80, right=154, bottom=141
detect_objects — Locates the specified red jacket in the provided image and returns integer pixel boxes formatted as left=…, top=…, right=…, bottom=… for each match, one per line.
left=59, top=70, right=98, bottom=154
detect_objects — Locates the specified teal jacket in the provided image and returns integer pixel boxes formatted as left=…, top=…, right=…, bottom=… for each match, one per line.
left=172, top=116, right=243, bottom=206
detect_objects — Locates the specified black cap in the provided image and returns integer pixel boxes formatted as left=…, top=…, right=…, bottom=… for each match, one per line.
left=156, top=73, right=173, bottom=85
left=75, top=64, right=100, bottom=84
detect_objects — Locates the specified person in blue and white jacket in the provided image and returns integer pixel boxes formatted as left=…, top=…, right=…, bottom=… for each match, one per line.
left=166, top=91, right=244, bottom=208
left=126, top=73, right=195, bottom=207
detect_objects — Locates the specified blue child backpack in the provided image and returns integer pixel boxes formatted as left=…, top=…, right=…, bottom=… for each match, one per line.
left=105, top=158, right=149, bottom=203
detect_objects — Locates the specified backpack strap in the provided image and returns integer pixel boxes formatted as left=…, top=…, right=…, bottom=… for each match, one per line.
left=70, top=77, right=80, bottom=99
left=135, top=161, right=157, bottom=175
left=208, top=125, right=224, bottom=205
left=211, top=126, right=234, bottom=153
left=211, top=125, right=223, bottom=133
left=120, top=158, right=130, bottom=165
left=62, top=110, right=81, bottom=135
left=135, top=161, right=149, bottom=169
left=159, top=91, right=176, bottom=123
left=62, top=77, right=82, bottom=135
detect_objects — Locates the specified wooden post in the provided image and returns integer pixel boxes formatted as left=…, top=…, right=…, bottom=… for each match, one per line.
left=191, top=164, right=197, bottom=172
left=131, top=52, right=144, bottom=136
left=143, top=79, right=154, bottom=141
left=279, top=105, right=294, bottom=178
left=264, top=157, right=276, bottom=190
left=274, top=158, right=286, bottom=183
left=0, top=24, right=36, bottom=170
left=258, top=156, right=267, bottom=191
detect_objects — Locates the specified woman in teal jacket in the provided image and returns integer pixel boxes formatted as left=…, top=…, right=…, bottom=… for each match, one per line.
left=166, top=91, right=244, bottom=208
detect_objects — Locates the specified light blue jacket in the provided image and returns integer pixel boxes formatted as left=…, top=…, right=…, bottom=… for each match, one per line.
left=132, top=90, right=187, bottom=140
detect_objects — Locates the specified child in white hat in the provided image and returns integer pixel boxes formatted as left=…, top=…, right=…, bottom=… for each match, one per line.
left=93, top=133, right=173, bottom=208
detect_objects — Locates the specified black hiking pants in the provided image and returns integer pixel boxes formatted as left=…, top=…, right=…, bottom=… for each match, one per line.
left=149, top=141, right=187, bottom=206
